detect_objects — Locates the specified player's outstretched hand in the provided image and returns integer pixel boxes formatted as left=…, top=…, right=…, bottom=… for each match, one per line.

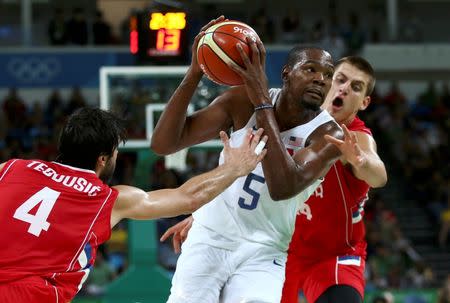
left=221, top=128, right=267, bottom=177
left=324, top=124, right=367, bottom=168
left=190, top=15, right=228, bottom=75
left=160, top=216, right=193, bottom=254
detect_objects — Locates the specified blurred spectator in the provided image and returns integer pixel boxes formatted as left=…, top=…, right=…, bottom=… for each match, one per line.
left=67, top=7, right=88, bottom=45
left=320, top=30, right=346, bottom=60
left=417, top=82, right=439, bottom=112
left=438, top=275, right=450, bottom=303
left=65, top=86, right=87, bottom=115
left=391, top=227, right=421, bottom=263
left=279, top=10, right=304, bottom=44
left=106, top=222, right=128, bottom=275
left=430, top=83, right=450, bottom=120
left=310, top=20, right=325, bottom=43
left=383, top=81, right=407, bottom=109
left=153, top=168, right=186, bottom=270
left=45, top=89, right=65, bottom=129
left=439, top=191, right=450, bottom=249
left=93, top=10, right=112, bottom=45
left=86, top=249, right=115, bottom=297
left=342, top=12, right=366, bottom=55
left=27, top=102, right=47, bottom=142
left=442, top=83, right=450, bottom=109
left=400, top=10, right=423, bottom=43
left=249, top=8, right=275, bottom=44
left=369, top=244, right=403, bottom=288
left=2, top=87, right=27, bottom=128
left=318, top=14, right=345, bottom=59
left=372, top=291, right=395, bottom=303
left=404, top=261, right=435, bottom=288
left=48, top=8, right=68, bottom=45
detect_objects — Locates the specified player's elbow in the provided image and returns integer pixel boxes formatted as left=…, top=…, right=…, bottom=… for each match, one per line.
left=371, top=174, right=388, bottom=188
left=150, top=139, right=174, bottom=156
left=267, top=185, right=298, bottom=201
left=267, top=177, right=312, bottom=201
left=269, top=192, right=291, bottom=201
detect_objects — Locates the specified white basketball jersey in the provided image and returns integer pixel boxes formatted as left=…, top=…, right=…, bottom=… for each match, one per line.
left=193, top=88, right=335, bottom=251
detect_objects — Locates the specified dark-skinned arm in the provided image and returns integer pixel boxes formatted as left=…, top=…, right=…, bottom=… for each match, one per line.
left=256, top=111, right=342, bottom=200
left=151, top=16, right=235, bottom=155
left=231, top=37, right=342, bottom=200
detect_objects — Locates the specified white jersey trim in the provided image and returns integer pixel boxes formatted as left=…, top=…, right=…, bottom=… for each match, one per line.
left=53, top=284, right=59, bottom=303
left=333, top=164, right=356, bottom=251
left=0, top=159, right=18, bottom=182
left=52, top=161, right=96, bottom=175
left=238, top=88, right=336, bottom=146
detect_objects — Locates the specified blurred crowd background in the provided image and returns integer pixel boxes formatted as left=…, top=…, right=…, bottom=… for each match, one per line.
left=0, top=0, right=449, bottom=302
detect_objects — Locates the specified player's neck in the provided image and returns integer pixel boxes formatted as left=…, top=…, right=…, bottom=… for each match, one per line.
left=275, top=98, right=322, bottom=131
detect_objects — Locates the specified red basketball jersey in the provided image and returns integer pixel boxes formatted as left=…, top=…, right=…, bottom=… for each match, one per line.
left=290, top=116, right=372, bottom=263
left=0, top=159, right=118, bottom=301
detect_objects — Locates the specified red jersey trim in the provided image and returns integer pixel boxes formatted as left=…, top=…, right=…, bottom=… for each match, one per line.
left=66, top=187, right=114, bottom=272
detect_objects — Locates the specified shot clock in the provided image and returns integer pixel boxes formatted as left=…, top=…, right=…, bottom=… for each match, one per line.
left=130, top=10, right=188, bottom=64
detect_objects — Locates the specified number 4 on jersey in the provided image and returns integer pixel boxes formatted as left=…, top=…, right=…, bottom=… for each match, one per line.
left=13, top=187, right=61, bottom=237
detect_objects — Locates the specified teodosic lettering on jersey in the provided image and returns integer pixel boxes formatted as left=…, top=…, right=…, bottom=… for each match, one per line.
left=27, top=161, right=102, bottom=196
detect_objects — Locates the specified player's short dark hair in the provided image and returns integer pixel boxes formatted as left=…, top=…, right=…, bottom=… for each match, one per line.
left=56, top=107, right=127, bottom=170
left=336, top=56, right=376, bottom=96
left=284, top=46, right=331, bottom=69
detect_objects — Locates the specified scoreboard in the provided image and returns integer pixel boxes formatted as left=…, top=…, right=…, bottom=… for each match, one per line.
left=129, top=10, right=188, bottom=64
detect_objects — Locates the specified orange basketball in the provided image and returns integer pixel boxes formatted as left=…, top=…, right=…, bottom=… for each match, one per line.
left=197, top=20, right=260, bottom=86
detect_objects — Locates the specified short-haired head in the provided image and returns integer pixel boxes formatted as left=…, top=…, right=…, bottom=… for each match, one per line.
left=56, top=107, right=127, bottom=170
left=284, top=45, right=333, bottom=70
left=336, top=56, right=375, bottom=96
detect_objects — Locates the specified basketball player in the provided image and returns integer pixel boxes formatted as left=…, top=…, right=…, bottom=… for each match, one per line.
left=161, top=57, right=388, bottom=303
left=151, top=16, right=344, bottom=302
left=281, top=57, right=387, bottom=303
left=0, top=107, right=267, bottom=303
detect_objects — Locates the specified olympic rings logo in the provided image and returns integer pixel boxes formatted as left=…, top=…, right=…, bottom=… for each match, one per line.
left=7, top=57, right=61, bottom=83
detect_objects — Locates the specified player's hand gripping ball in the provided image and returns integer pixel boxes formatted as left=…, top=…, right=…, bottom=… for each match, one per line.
left=197, top=20, right=260, bottom=86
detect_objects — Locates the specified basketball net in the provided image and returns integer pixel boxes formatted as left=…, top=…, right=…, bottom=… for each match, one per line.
left=165, top=148, right=189, bottom=172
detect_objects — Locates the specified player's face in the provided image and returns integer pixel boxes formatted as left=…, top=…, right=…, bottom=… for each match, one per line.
left=99, top=149, right=117, bottom=183
left=285, top=49, right=334, bottom=110
left=323, top=62, right=371, bottom=125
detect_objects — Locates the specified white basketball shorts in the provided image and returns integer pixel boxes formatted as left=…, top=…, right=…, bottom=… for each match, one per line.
left=166, top=222, right=287, bottom=303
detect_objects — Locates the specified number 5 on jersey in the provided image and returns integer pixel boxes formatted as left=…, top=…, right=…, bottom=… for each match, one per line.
left=238, top=173, right=265, bottom=210
left=13, top=187, right=61, bottom=237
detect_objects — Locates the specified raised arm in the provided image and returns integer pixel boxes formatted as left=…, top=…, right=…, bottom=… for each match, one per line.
left=230, top=38, right=342, bottom=200
left=111, top=128, right=267, bottom=227
left=151, top=16, right=235, bottom=155
left=325, top=124, right=387, bottom=188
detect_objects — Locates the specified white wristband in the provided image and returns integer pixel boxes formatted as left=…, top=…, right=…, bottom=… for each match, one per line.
left=254, top=141, right=266, bottom=156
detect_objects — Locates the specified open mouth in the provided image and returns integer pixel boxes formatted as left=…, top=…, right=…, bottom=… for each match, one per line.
left=332, top=97, right=344, bottom=108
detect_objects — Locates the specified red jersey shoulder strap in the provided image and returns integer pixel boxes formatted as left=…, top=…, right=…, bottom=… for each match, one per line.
left=348, top=116, right=372, bottom=136
left=0, top=159, right=20, bottom=182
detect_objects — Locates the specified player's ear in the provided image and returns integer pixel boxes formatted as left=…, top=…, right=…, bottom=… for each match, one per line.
left=96, top=155, right=108, bottom=168
left=360, top=95, right=371, bottom=111
left=281, top=65, right=290, bottom=83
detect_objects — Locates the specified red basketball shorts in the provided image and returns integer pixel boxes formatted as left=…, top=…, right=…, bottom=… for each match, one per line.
left=0, top=276, right=62, bottom=303
left=282, top=255, right=365, bottom=303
